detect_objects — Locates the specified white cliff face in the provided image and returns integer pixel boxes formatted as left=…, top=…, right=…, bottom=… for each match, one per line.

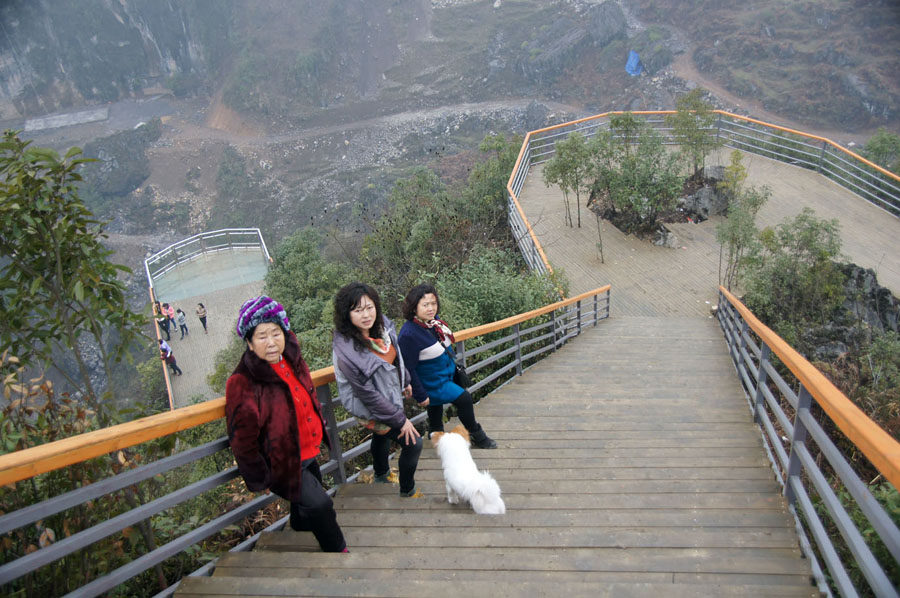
left=0, top=0, right=213, bottom=120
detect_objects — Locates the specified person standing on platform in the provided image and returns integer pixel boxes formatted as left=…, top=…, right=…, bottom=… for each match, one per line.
left=196, top=303, right=208, bottom=334
left=159, top=339, right=182, bottom=376
left=176, top=308, right=189, bottom=339
left=332, top=282, right=423, bottom=497
left=163, top=302, right=177, bottom=333
left=398, top=284, right=497, bottom=448
left=226, top=296, right=348, bottom=553
left=155, top=301, right=171, bottom=341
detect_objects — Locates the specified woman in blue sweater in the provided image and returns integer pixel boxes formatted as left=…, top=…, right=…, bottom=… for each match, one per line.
left=397, top=284, right=497, bottom=449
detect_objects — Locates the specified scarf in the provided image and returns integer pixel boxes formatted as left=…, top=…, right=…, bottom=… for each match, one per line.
left=365, top=329, right=392, bottom=354
left=413, top=316, right=455, bottom=347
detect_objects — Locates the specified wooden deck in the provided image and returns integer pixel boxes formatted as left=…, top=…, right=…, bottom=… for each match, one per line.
left=176, top=317, right=817, bottom=597
left=170, top=150, right=894, bottom=596
left=517, top=150, right=900, bottom=317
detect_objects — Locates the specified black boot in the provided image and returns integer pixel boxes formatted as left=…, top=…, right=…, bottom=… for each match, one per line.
left=470, top=425, right=497, bottom=449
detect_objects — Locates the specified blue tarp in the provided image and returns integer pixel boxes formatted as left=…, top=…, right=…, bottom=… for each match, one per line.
left=625, top=50, right=643, bottom=76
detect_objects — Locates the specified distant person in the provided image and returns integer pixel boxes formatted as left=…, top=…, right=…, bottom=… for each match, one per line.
left=398, top=284, right=496, bottom=448
left=196, top=303, right=208, bottom=334
left=332, top=282, right=423, bottom=497
left=226, top=296, right=347, bottom=553
left=163, top=302, right=177, bottom=332
left=176, top=308, right=189, bottom=339
left=154, top=301, right=170, bottom=341
left=159, top=339, right=182, bottom=376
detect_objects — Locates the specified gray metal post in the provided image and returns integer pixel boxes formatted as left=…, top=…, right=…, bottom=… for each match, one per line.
left=551, top=309, right=559, bottom=351
left=817, top=141, right=827, bottom=174
left=458, top=339, right=467, bottom=368
left=576, top=300, right=583, bottom=334
left=752, top=344, right=771, bottom=423
left=317, top=385, right=346, bottom=485
left=593, top=293, right=598, bottom=326
left=784, top=386, right=812, bottom=505
left=736, top=320, right=750, bottom=381
left=513, top=323, right=523, bottom=376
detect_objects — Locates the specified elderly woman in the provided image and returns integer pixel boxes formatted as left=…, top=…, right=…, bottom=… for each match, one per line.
left=332, top=282, right=423, bottom=497
left=225, top=296, right=347, bottom=552
left=398, top=284, right=497, bottom=449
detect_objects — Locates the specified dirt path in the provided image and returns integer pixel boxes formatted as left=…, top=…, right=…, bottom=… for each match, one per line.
left=172, top=93, right=587, bottom=149
left=670, top=48, right=878, bottom=146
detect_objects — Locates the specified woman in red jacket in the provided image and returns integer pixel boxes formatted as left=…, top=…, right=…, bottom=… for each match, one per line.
left=225, top=296, right=347, bottom=552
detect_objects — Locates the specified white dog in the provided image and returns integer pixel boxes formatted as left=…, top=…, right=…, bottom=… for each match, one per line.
left=430, top=425, right=506, bottom=515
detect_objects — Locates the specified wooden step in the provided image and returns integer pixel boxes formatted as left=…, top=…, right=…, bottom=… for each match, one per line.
left=176, top=575, right=819, bottom=597
left=174, top=317, right=816, bottom=598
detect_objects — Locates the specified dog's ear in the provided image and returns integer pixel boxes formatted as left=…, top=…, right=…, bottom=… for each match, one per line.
left=451, top=424, right=470, bottom=444
left=429, top=431, right=444, bottom=445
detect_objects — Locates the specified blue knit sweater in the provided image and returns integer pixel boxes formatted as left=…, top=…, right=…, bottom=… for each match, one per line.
left=397, top=320, right=463, bottom=405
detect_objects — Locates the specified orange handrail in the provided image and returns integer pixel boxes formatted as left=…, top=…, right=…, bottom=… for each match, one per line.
left=719, top=286, right=900, bottom=489
left=506, top=131, right=553, bottom=273
left=0, top=286, right=610, bottom=486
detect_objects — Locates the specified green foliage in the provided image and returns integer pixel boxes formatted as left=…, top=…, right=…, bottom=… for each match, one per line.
left=289, top=51, right=325, bottom=104
left=0, top=353, right=170, bottom=597
left=866, top=331, right=900, bottom=393
left=0, top=131, right=147, bottom=421
left=264, top=228, right=354, bottom=370
left=543, top=131, right=592, bottom=228
left=167, top=71, right=203, bottom=98
left=666, top=88, right=721, bottom=176
left=715, top=151, right=769, bottom=290
left=222, top=49, right=268, bottom=112
left=436, top=247, right=560, bottom=331
left=207, top=335, right=246, bottom=396
left=136, top=355, right=168, bottom=409
left=589, top=114, right=683, bottom=234
left=743, top=208, right=845, bottom=333
left=459, top=133, right=523, bottom=236
left=814, top=483, right=900, bottom=595
left=79, top=119, right=162, bottom=218
left=861, top=127, right=900, bottom=175
left=718, top=149, right=748, bottom=201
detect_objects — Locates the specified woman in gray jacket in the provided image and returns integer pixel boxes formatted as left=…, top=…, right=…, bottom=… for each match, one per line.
left=332, top=282, right=423, bottom=497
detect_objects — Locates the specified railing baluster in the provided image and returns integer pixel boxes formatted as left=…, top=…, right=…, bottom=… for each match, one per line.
left=576, top=300, right=583, bottom=334
left=753, top=344, right=771, bottom=423
left=318, top=385, right=346, bottom=485
left=513, top=323, right=523, bottom=376
left=784, top=386, right=812, bottom=505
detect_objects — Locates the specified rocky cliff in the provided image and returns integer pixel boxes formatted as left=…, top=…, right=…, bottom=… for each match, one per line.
left=0, top=0, right=227, bottom=119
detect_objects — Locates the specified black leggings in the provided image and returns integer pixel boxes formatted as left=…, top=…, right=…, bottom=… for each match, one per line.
left=289, top=459, right=346, bottom=552
left=427, top=390, right=478, bottom=433
left=370, top=426, right=423, bottom=494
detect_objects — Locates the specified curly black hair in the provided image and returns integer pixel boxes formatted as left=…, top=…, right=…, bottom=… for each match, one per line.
left=333, top=282, right=385, bottom=352
left=402, top=283, right=440, bottom=321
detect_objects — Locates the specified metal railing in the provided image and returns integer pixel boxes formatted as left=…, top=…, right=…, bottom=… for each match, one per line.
left=0, top=286, right=610, bottom=598
left=143, top=228, right=272, bottom=290
left=717, top=286, right=900, bottom=598
left=505, top=112, right=900, bottom=272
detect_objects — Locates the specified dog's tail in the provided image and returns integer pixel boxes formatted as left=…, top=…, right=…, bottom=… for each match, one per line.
left=471, top=471, right=506, bottom=515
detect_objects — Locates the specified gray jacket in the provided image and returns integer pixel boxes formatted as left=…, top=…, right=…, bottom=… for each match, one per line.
left=332, top=316, right=410, bottom=430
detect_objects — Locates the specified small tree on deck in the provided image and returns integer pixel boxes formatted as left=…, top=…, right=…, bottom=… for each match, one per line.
left=666, top=88, right=722, bottom=178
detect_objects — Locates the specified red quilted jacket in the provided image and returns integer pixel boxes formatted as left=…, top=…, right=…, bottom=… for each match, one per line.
left=225, top=331, right=329, bottom=502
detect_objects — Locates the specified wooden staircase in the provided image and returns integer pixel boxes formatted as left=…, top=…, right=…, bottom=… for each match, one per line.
left=175, top=316, right=818, bottom=597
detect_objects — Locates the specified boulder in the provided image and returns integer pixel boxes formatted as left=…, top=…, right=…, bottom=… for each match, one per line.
left=839, top=264, right=899, bottom=333
left=652, top=225, right=678, bottom=248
